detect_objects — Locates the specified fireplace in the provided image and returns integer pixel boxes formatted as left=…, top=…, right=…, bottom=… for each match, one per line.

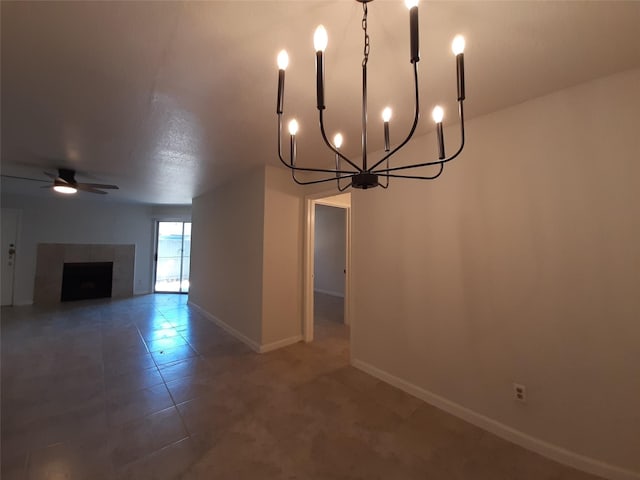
left=34, top=243, right=134, bottom=304
left=61, top=262, right=113, bottom=302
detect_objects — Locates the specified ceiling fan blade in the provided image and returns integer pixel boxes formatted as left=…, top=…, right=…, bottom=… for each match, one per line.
left=6, top=168, right=116, bottom=195
left=0, top=174, right=50, bottom=183
left=78, top=183, right=119, bottom=189
left=76, top=185, right=108, bottom=194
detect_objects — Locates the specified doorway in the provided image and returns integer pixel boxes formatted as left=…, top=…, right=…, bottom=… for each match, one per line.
left=1, top=208, right=20, bottom=306
left=314, top=204, right=346, bottom=332
left=304, top=192, right=351, bottom=343
left=154, top=221, right=191, bottom=293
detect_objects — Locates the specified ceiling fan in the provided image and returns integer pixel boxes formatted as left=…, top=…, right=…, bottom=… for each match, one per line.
left=43, top=168, right=119, bottom=195
left=1, top=168, right=119, bottom=195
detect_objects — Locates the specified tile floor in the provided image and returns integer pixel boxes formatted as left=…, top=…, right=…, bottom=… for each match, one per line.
left=1, top=293, right=602, bottom=479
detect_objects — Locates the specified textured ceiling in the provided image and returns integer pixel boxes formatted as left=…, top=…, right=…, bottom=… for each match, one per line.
left=2, top=1, right=640, bottom=204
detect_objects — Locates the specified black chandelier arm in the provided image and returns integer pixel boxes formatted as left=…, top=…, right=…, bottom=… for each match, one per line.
left=277, top=114, right=358, bottom=176
left=367, top=62, right=421, bottom=173
left=291, top=170, right=358, bottom=186
left=376, top=162, right=445, bottom=181
left=336, top=165, right=357, bottom=192
left=280, top=153, right=360, bottom=176
left=278, top=114, right=284, bottom=160
left=318, top=110, right=363, bottom=173
left=378, top=158, right=390, bottom=188
left=335, top=157, right=352, bottom=192
left=336, top=179, right=351, bottom=192
left=371, top=101, right=465, bottom=175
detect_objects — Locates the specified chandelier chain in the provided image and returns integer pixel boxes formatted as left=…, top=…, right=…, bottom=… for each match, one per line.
left=362, top=2, right=370, bottom=68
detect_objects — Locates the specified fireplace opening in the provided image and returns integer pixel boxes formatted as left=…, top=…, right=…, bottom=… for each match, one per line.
left=61, top=262, right=113, bottom=302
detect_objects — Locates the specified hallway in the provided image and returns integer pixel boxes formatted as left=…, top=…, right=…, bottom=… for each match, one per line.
left=313, top=291, right=346, bottom=342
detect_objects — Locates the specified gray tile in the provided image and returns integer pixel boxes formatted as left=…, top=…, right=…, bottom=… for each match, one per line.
left=1, top=294, right=605, bottom=480
left=104, top=352, right=157, bottom=378
left=105, top=366, right=165, bottom=397
left=157, top=356, right=216, bottom=384
left=106, top=384, right=174, bottom=427
left=165, top=374, right=222, bottom=404
left=26, top=437, right=114, bottom=480
left=115, top=437, right=204, bottom=480
left=110, top=406, right=188, bottom=469
left=151, top=344, right=198, bottom=366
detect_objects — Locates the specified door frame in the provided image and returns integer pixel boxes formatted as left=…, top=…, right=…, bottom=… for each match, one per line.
left=303, top=191, right=352, bottom=343
left=1, top=208, right=22, bottom=306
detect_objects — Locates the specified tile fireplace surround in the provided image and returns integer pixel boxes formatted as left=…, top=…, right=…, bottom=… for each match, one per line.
left=34, top=243, right=135, bottom=304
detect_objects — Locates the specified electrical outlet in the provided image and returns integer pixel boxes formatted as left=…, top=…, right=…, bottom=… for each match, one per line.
left=513, top=383, right=526, bottom=403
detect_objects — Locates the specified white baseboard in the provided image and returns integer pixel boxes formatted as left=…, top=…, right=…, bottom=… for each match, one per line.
left=314, top=288, right=344, bottom=298
left=188, top=301, right=302, bottom=354
left=352, top=359, right=639, bottom=480
left=188, top=301, right=261, bottom=353
left=259, top=335, right=302, bottom=353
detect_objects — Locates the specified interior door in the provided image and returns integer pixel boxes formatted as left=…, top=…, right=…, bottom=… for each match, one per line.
left=1, top=209, right=20, bottom=306
left=154, top=221, right=191, bottom=293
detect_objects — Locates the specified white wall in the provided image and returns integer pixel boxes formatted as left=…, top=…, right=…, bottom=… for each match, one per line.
left=151, top=204, right=192, bottom=221
left=0, top=193, right=158, bottom=305
left=314, top=204, right=345, bottom=297
left=261, top=166, right=304, bottom=346
left=190, top=165, right=305, bottom=351
left=317, top=193, right=350, bottom=208
left=189, top=167, right=265, bottom=346
left=351, top=68, right=640, bottom=478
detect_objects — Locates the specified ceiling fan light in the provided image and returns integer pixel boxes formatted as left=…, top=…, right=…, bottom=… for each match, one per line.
left=53, top=184, right=77, bottom=194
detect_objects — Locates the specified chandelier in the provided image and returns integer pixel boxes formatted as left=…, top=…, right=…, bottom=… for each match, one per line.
left=276, top=0, right=467, bottom=190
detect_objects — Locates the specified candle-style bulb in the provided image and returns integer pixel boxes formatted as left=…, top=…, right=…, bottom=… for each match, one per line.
left=289, top=120, right=298, bottom=166
left=277, top=50, right=289, bottom=70
left=432, top=106, right=445, bottom=159
left=453, top=36, right=466, bottom=101
left=288, top=119, right=299, bottom=136
left=333, top=133, right=343, bottom=149
left=314, top=25, right=328, bottom=52
left=382, top=108, right=392, bottom=152
left=276, top=51, right=288, bottom=114
left=382, top=107, right=392, bottom=123
left=315, top=26, right=327, bottom=110
left=408, top=1, right=419, bottom=63
left=452, top=35, right=465, bottom=55
left=432, top=106, right=444, bottom=123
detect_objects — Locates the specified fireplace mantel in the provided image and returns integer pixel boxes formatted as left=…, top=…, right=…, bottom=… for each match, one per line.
left=34, top=243, right=135, bottom=304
